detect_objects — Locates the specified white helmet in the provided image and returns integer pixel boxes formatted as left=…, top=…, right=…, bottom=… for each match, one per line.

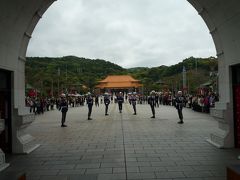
left=177, top=91, right=182, bottom=94
left=150, top=90, right=155, bottom=95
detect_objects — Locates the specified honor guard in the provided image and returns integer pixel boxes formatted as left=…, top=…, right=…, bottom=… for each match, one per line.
left=86, top=92, right=94, bottom=120
left=148, top=90, right=156, bottom=118
left=59, top=94, right=68, bottom=127
left=174, top=91, right=185, bottom=124
left=155, top=92, right=159, bottom=107
left=95, top=95, right=99, bottom=107
left=117, top=92, right=124, bottom=113
left=131, top=92, right=137, bottom=115
left=104, top=92, right=110, bottom=115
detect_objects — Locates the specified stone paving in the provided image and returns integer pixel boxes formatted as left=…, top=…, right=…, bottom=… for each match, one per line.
left=2, top=103, right=240, bottom=180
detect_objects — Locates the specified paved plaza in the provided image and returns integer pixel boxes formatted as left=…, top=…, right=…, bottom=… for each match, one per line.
left=2, top=103, right=240, bottom=180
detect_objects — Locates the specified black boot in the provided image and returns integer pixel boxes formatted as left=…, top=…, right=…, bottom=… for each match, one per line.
left=178, top=119, right=184, bottom=124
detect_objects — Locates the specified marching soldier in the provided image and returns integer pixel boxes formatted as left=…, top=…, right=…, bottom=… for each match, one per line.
left=104, top=92, right=110, bottom=115
left=86, top=92, right=94, bottom=120
left=59, top=95, right=68, bottom=127
left=174, top=91, right=185, bottom=124
left=148, top=90, right=156, bottom=118
left=95, top=95, right=99, bottom=107
left=117, top=92, right=124, bottom=113
left=131, top=92, right=137, bottom=115
left=155, top=92, right=159, bottom=107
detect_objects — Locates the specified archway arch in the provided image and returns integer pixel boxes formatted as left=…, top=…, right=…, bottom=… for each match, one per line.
left=0, top=0, right=240, bottom=170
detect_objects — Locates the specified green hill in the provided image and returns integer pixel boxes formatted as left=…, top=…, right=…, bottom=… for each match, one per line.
left=26, top=56, right=126, bottom=95
left=127, top=56, right=218, bottom=93
left=25, top=56, right=218, bottom=96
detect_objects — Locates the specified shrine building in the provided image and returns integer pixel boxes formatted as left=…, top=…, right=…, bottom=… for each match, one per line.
left=95, top=75, right=143, bottom=94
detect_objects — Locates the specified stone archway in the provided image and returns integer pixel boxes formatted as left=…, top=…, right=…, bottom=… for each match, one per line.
left=0, top=0, right=240, bottom=170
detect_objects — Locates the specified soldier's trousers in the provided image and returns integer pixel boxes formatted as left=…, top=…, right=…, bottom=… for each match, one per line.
left=88, top=105, right=93, bottom=117
left=118, top=103, right=123, bottom=111
left=105, top=104, right=109, bottom=114
left=150, top=105, right=155, bottom=116
left=62, top=112, right=67, bottom=125
left=133, top=104, right=136, bottom=114
left=177, top=108, right=183, bottom=120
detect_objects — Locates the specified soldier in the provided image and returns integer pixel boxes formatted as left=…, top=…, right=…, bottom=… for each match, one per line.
left=95, top=95, right=99, bottom=107
left=148, top=90, right=156, bottom=118
left=131, top=92, right=137, bottom=115
left=174, top=91, right=185, bottom=124
left=86, top=92, right=94, bottom=120
left=104, top=92, right=110, bottom=115
left=155, top=92, right=159, bottom=107
left=58, top=95, right=68, bottom=127
left=117, top=92, right=124, bottom=113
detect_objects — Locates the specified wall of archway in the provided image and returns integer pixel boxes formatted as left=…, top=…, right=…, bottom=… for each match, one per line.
left=0, top=0, right=55, bottom=110
left=189, top=0, right=240, bottom=148
left=0, top=0, right=240, bottom=169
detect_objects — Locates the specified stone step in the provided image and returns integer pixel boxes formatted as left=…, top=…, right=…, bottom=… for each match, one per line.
left=0, top=149, right=9, bottom=172
left=18, top=134, right=40, bottom=154
left=0, top=163, right=10, bottom=172
left=206, top=130, right=226, bottom=148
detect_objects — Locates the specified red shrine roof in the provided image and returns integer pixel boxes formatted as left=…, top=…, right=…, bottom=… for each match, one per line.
left=96, top=75, right=143, bottom=89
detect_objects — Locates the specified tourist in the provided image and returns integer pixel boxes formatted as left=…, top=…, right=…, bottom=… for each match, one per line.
left=174, top=91, right=185, bottom=124
left=148, top=90, right=156, bottom=118
left=58, top=95, right=68, bottom=127
left=104, top=92, right=110, bottom=115
left=117, top=92, right=124, bottom=113
left=86, top=92, right=94, bottom=120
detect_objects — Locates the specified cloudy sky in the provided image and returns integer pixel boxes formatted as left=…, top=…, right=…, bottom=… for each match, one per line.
left=27, top=0, right=216, bottom=68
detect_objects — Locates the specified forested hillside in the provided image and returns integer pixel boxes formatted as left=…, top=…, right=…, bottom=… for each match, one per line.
left=26, top=56, right=218, bottom=96
left=26, top=56, right=126, bottom=95
left=129, top=56, right=218, bottom=93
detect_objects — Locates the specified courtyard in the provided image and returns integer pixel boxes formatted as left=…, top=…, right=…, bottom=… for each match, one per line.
left=3, top=103, right=240, bottom=180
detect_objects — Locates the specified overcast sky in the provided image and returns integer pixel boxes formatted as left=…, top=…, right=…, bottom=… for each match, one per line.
left=27, top=0, right=216, bottom=68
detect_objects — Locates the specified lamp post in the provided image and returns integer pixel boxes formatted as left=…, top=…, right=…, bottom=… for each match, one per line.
left=182, top=66, right=187, bottom=94
left=57, top=67, right=60, bottom=96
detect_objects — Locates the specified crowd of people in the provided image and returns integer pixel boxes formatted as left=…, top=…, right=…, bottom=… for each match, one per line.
left=25, top=90, right=219, bottom=127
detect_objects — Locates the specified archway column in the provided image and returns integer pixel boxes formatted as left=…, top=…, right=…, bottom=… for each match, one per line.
left=0, top=0, right=55, bottom=171
left=188, top=0, right=240, bottom=148
left=0, top=119, right=9, bottom=171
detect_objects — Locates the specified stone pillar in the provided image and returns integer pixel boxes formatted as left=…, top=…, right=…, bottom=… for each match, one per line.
left=12, top=109, right=40, bottom=154
left=207, top=54, right=234, bottom=148
left=208, top=102, right=234, bottom=148
left=0, top=119, right=9, bottom=171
